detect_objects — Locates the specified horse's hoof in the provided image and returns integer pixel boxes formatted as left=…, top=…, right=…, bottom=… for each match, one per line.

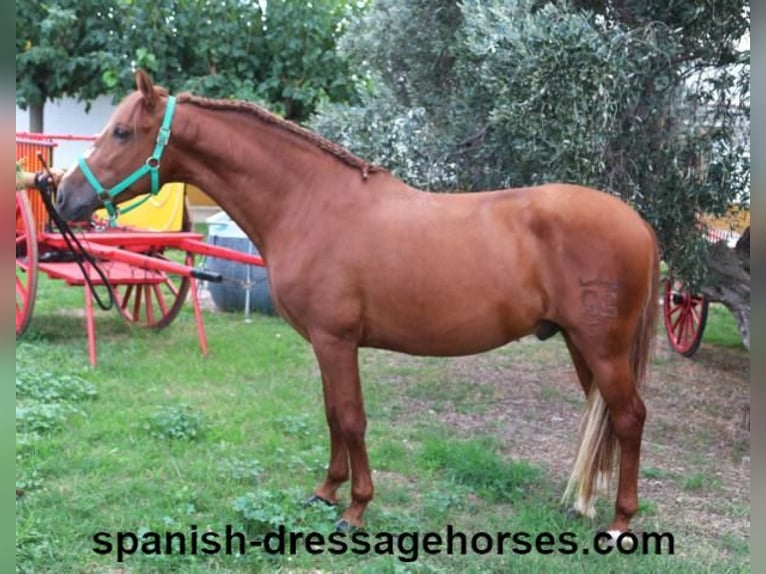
left=304, top=493, right=337, bottom=507
left=334, top=519, right=359, bottom=533
left=564, top=506, right=581, bottom=520
left=599, top=530, right=634, bottom=549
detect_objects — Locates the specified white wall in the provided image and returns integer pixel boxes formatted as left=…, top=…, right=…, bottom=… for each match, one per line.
left=16, top=95, right=116, bottom=170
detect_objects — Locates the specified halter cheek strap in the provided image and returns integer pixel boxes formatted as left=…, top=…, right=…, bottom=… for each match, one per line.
left=77, top=95, right=177, bottom=225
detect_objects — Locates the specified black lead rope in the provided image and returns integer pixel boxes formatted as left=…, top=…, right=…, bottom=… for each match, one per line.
left=36, top=154, right=115, bottom=311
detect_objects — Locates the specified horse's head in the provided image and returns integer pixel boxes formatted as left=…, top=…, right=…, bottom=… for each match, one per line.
left=56, top=70, right=174, bottom=222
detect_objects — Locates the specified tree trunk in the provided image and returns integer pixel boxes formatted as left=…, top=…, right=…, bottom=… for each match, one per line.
left=699, top=227, right=750, bottom=350
left=29, top=102, right=44, bottom=133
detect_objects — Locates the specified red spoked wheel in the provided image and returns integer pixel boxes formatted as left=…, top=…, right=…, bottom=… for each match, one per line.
left=112, top=252, right=193, bottom=330
left=113, top=203, right=195, bottom=330
left=663, top=278, right=709, bottom=357
left=16, top=191, right=38, bottom=336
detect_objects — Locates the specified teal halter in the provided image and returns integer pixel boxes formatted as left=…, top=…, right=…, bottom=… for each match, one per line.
left=77, top=95, right=177, bottom=225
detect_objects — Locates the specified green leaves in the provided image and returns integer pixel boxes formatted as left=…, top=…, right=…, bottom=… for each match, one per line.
left=17, top=0, right=363, bottom=122
left=311, top=0, right=749, bottom=287
left=233, top=487, right=338, bottom=535
left=16, top=0, right=121, bottom=107
left=145, top=404, right=208, bottom=440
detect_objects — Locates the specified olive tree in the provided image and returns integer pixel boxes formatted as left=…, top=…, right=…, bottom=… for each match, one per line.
left=311, top=0, right=750, bottom=348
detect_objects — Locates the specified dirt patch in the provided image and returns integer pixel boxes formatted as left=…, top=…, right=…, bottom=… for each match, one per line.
left=639, top=342, right=749, bottom=544
left=361, top=334, right=750, bottom=547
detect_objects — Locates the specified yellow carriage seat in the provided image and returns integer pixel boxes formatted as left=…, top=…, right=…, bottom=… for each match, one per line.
left=94, top=182, right=187, bottom=231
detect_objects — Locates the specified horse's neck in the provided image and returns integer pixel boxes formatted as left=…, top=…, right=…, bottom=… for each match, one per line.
left=170, top=102, right=354, bottom=253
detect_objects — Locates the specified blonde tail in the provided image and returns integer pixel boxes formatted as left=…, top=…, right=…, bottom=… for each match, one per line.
left=561, top=386, right=619, bottom=518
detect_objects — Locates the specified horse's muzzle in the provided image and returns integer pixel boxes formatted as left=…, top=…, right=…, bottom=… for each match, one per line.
left=55, top=179, right=99, bottom=222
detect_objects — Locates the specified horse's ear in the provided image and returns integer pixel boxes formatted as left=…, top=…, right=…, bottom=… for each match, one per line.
left=135, top=69, right=158, bottom=110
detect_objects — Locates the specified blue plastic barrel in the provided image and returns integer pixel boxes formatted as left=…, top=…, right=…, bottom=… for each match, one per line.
left=205, top=211, right=276, bottom=315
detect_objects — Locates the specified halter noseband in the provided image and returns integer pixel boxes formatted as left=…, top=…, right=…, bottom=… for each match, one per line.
left=77, top=95, right=177, bottom=225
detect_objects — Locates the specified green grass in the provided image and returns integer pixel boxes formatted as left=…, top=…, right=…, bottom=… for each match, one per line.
left=417, top=437, right=544, bottom=504
left=16, top=276, right=748, bottom=573
left=703, top=303, right=745, bottom=349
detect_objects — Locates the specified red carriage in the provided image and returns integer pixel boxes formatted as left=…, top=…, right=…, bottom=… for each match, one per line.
left=662, top=224, right=746, bottom=357
left=15, top=132, right=265, bottom=366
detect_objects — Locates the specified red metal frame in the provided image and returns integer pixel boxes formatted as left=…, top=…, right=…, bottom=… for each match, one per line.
left=16, top=132, right=97, bottom=142
left=15, top=133, right=267, bottom=367
left=28, top=225, right=265, bottom=366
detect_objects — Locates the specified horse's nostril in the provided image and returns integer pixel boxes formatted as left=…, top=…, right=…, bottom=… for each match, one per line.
left=54, top=190, right=71, bottom=216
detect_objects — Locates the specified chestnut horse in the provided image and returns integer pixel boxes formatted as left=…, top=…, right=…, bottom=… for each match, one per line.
left=56, top=71, right=659, bottom=537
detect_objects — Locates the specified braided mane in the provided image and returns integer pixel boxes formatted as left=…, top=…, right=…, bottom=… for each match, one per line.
left=176, top=93, right=382, bottom=179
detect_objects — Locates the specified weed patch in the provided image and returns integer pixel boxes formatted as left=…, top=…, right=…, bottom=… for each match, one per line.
left=220, top=457, right=264, bottom=483
left=145, top=404, right=208, bottom=440
left=233, top=488, right=338, bottom=535
left=15, top=368, right=96, bottom=451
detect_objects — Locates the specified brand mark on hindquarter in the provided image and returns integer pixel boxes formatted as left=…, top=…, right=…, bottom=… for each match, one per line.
left=579, top=278, right=619, bottom=320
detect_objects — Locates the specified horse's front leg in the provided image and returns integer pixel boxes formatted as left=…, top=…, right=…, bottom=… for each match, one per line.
left=310, top=333, right=373, bottom=529
left=310, top=371, right=349, bottom=505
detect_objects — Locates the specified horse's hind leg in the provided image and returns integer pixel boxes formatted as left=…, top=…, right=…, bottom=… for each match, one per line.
left=563, top=329, right=645, bottom=534
left=591, top=354, right=646, bottom=533
left=310, top=332, right=374, bottom=529
left=563, top=331, right=593, bottom=396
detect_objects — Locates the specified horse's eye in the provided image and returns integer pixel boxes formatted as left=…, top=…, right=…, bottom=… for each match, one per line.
left=112, top=126, right=131, bottom=141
